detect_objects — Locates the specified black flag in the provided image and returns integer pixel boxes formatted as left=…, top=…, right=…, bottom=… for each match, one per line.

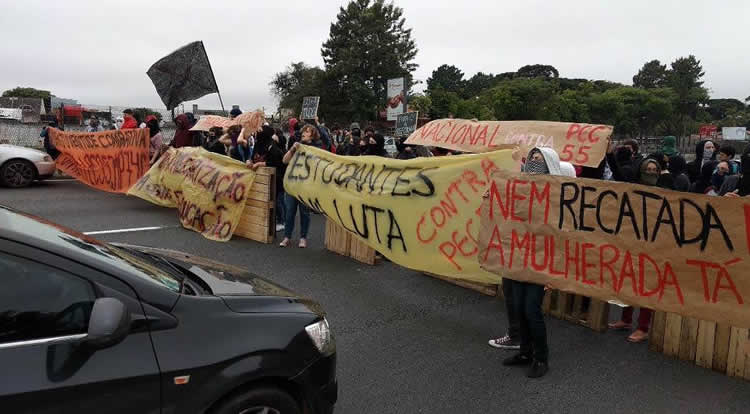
left=147, top=41, right=220, bottom=110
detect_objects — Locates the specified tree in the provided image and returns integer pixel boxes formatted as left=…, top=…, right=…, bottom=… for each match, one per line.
left=462, top=72, right=496, bottom=99
left=705, top=98, right=746, bottom=121
left=321, top=0, right=418, bottom=121
left=270, top=62, right=327, bottom=115
left=632, top=60, right=668, bottom=89
left=429, top=89, right=461, bottom=119
left=516, top=64, right=559, bottom=79
left=133, top=108, right=162, bottom=122
left=409, top=94, right=432, bottom=117
left=666, top=55, right=709, bottom=136
left=2, top=87, right=53, bottom=99
left=426, top=64, right=464, bottom=95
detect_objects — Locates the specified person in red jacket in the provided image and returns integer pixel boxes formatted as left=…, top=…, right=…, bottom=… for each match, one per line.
left=120, top=109, right=138, bottom=129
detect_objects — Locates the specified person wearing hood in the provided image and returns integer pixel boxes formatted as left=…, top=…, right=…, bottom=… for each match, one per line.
left=690, top=160, right=719, bottom=194
left=686, top=140, right=716, bottom=183
left=288, top=118, right=299, bottom=142
left=250, top=125, right=287, bottom=233
left=661, top=136, right=679, bottom=157
left=170, top=114, right=194, bottom=148
left=363, top=133, right=387, bottom=157
left=668, top=155, right=691, bottom=192
left=606, top=144, right=637, bottom=183
left=720, top=148, right=750, bottom=197
left=121, top=109, right=138, bottom=129
left=647, top=151, right=675, bottom=190
left=608, top=158, right=661, bottom=342
left=396, top=139, right=418, bottom=160
left=230, top=107, right=242, bottom=119
left=500, top=147, right=560, bottom=379
left=40, top=120, right=62, bottom=160
left=204, top=127, right=227, bottom=155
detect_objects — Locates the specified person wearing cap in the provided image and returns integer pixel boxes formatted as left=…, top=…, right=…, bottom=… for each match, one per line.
left=230, top=107, right=242, bottom=119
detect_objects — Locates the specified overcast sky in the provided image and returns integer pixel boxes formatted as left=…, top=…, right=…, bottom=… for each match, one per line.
left=1, top=0, right=748, bottom=114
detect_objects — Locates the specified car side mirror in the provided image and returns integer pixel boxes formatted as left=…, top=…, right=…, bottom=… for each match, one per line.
left=84, top=298, right=131, bottom=350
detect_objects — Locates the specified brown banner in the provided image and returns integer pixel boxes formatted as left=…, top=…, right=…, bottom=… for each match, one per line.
left=49, top=128, right=149, bottom=193
left=404, top=119, right=612, bottom=167
left=479, top=170, right=750, bottom=328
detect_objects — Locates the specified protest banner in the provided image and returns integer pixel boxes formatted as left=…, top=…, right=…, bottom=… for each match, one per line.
left=301, top=97, right=320, bottom=120
left=405, top=119, right=612, bottom=168
left=386, top=78, right=405, bottom=121
left=128, top=147, right=255, bottom=242
left=283, top=145, right=518, bottom=283
left=395, top=112, right=418, bottom=137
left=479, top=170, right=750, bottom=328
left=49, top=128, right=149, bottom=193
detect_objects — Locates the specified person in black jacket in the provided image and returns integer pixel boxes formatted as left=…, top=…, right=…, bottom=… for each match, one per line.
left=668, top=155, right=691, bottom=192
left=720, top=148, right=750, bottom=197
left=606, top=145, right=637, bottom=183
left=690, top=160, right=719, bottom=194
left=686, top=140, right=716, bottom=183
left=203, top=127, right=227, bottom=155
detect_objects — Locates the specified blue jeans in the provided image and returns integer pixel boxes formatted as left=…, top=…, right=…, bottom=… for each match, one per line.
left=276, top=190, right=286, bottom=225
left=284, top=193, right=310, bottom=239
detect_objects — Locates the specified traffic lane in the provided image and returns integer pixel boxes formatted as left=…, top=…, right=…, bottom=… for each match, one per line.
left=0, top=180, right=176, bottom=232
left=97, top=228, right=750, bottom=413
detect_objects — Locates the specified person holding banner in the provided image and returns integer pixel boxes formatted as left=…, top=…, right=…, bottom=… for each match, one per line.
left=502, top=147, right=564, bottom=378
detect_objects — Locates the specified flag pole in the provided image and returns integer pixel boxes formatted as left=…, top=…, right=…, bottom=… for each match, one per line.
left=201, top=41, right=226, bottom=116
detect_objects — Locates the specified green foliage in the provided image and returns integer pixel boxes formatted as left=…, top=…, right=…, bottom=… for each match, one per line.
left=320, top=0, right=418, bottom=121
left=409, top=94, right=432, bottom=116
left=132, top=108, right=162, bottom=122
left=426, top=64, right=464, bottom=95
left=516, top=64, right=559, bottom=79
left=429, top=89, right=460, bottom=119
left=270, top=62, right=327, bottom=116
left=633, top=60, right=668, bottom=89
left=2, top=87, right=53, bottom=99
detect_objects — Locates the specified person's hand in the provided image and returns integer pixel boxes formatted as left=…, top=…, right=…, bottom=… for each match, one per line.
left=725, top=191, right=740, bottom=198
left=369, top=137, right=376, bottom=145
left=245, top=160, right=254, bottom=168
left=607, top=141, right=616, bottom=154
left=314, top=116, right=319, bottom=125
left=292, top=141, right=301, bottom=151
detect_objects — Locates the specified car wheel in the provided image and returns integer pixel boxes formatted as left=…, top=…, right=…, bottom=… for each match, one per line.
left=1, top=159, right=37, bottom=188
left=213, top=386, right=301, bottom=414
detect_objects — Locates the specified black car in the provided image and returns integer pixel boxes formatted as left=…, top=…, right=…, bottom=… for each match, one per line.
left=0, top=206, right=337, bottom=414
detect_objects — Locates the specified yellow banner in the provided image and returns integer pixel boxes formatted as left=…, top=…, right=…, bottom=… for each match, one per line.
left=283, top=145, right=518, bottom=283
left=128, top=147, right=255, bottom=241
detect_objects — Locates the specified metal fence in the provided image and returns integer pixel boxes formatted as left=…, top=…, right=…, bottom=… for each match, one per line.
left=0, top=121, right=177, bottom=148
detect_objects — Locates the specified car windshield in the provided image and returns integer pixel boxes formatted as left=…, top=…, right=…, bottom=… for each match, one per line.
left=107, top=245, right=185, bottom=293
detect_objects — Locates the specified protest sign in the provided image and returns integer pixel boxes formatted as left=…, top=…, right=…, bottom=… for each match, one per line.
left=301, top=97, right=320, bottom=120
left=49, top=128, right=149, bottom=193
left=395, top=112, right=418, bottom=137
left=283, top=145, right=518, bottom=283
left=722, top=127, right=747, bottom=141
left=479, top=170, right=750, bottom=328
left=386, top=78, right=405, bottom=121
left=405, top=119, right=612, bottom=167
left=128, top=147, right=255, bottom=242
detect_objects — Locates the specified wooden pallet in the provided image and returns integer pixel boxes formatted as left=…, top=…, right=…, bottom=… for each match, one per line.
left=234, top=167, right=276, bottom=244
left=541, top=290, right=609, bottom=332
left=650, top=311, right=750, bottom=380
left=324, top=219, right=379, bottom=265
left=422, top=272, right=498, bottom=296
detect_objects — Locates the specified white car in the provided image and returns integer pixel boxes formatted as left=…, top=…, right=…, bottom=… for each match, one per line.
left=384, top=136, right=398, bottom=157
left=0, top=144, right=56, bottom=188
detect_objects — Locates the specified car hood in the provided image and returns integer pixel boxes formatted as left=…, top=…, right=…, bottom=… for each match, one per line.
left=0, top=144, right=49, bottom=160
left=112, top=243, right=298, bottom=297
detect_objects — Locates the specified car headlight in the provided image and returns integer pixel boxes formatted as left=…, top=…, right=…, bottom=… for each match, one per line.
left=42, top=155, right=52, bottom=162
left=305, top=318, right=335, bottom=356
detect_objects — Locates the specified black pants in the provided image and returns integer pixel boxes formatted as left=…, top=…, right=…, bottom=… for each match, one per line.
left=502, top=278, right=520, bottom=340
left=511, top=280, right=548, bottom=362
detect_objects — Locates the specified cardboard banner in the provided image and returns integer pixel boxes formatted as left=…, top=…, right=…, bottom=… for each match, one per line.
left=479, top=170, right=750, bottom=328
left=49, top=128, right=149, bottom=193
left=128, top=147, right=255, bottom=242
left=395, top=112, right=418, bottom=137
left=301, top=96, right=320, bottom=120
left=283, top=145, right=518, bottom=284
left=405, top=119, right=612, bottom=167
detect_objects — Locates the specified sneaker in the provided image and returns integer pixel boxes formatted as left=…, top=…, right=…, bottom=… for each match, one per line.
left=526, top=360, right=549, bottom=378
left=502, top=353, right=532, bottom=366
left=488, top=335, right=520, bottom=350
left=275, top=223, right=285, bottom=232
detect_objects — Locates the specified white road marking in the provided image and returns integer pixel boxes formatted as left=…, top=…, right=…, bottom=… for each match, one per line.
left=84, top=226, right=172, bottom=235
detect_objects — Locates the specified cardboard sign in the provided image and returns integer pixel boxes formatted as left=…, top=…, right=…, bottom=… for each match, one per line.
left=49, top=128, right=149, bottom=193
left=479, top=170, right=750, bottom=328
left=386, top=78, right=405, bottom=121
left=128, top=147, right=256, bottom=241
left=723, top=127, right=747, bottom=141
left=395, top=112, right=418, bottom=137
left=405, top=119, right=612, bottom=167
left=301, top=96, right=320, bottom=120
left=283, top=145, right=518, bottom=284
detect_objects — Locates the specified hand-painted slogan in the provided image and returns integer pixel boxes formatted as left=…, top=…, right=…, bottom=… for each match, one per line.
left=128, top=147, right=255, bottom=241
left=49, top=128, right=149, bottom=193
left=479, top=170, right=750, bottom=328
left=283, top=145, right=518, bottom=284
left=405, top=119, right=613, bottom=168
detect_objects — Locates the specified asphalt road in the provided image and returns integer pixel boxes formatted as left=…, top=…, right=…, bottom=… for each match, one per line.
left=3, top=180, right=750, bottom=413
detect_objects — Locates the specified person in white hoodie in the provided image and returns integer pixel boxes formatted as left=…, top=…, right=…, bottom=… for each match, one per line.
left=502, top=147, right=563, bottom=379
